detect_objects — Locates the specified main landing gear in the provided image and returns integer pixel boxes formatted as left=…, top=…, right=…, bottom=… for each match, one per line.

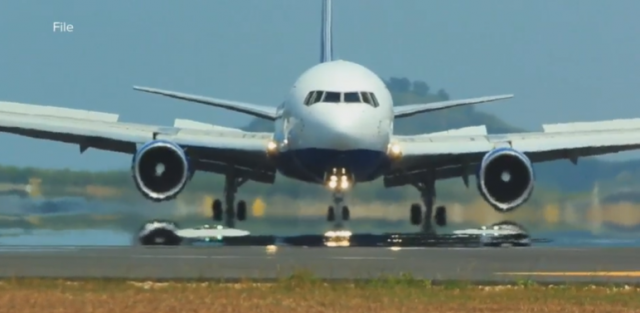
left=327, top=191, right=350, bottom=230
left=409, top=176, right=447, bottom=235
left=211, top=174, right=248, bottom=228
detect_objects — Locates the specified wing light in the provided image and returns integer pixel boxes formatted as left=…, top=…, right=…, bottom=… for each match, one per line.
left=266, top=139, right=289, bottom=157
left=266, top=140, right=278, bottom=156
left=387, top=143, right=403, bottom=159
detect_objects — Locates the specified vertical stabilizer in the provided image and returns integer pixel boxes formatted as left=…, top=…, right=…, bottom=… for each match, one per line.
left=320, top=0, right=333, bottom=63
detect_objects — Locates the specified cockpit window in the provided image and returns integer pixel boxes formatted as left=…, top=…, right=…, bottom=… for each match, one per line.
left=304, top=91, right=324, bottom=106
left=343, top=92, right=361, bottom=103
left=304, top=90, right=379, bottom=107
left=360, top=92, right=379, bottom=107
left=360, top=92, right=373, bottom=106
left=303, top=92, right=313, bottom=105
left=322, top=91, right=341, bottom=103
left=311, top=91, right=324, bottom=104
left=369, top=92, right=380, bottom=107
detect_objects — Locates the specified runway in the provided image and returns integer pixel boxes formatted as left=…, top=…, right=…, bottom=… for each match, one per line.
left=2, top=246, right=640, bottom=283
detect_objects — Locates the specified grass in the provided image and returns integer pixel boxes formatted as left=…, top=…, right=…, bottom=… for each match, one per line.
left=1, top=272, right=640, bottom=312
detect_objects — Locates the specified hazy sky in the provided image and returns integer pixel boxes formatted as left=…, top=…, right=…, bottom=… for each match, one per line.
left=1, top=0, right=640, bottom=170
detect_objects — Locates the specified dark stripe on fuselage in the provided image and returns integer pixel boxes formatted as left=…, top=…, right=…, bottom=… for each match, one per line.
left=275, top=148, right=390, bottom=184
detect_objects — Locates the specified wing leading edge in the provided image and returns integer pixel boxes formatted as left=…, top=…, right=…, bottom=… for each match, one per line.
left=393, top=95, right=513, bottom=119
left=0, top=101, right=277, bottom=184
left=132, top=86, right=278, bottom=120
left=386, top=121, right=640, bottom=187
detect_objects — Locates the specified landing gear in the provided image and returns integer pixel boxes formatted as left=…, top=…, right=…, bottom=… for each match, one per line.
left=211, top=173, right=248, bottom=228
left=326, top=192, right=349, bottom=229
left=409, top=174, right=447, bottom=234
left=434, top=205, right=446, bottom=227
left=410, top=203, right=421, bottom=226
left=341, top=205, right=350, bottom=221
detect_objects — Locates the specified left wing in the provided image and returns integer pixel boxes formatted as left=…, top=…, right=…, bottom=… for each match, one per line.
left=385, top=120, right=640, bottom=187
left=393, top=94, right=513, bottom=119
left=0, top=101, right=277, bottom=184
left=132, top=86, right=279, bottom=120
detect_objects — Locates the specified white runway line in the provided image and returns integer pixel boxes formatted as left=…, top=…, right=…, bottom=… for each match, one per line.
left=134, top=255, right=243, bottom=259
left=0, top=246, right=79, bottom=253
left=328, top=257, right=395, bottom=260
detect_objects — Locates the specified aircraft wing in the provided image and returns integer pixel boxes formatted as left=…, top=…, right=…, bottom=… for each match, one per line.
left=0, top=101, right=277, bottom=184
left=132, top=86, right=279, bottom=120
left=393, top=95, right=513, bottom=119
left=384, top=120, right=640, bottom=187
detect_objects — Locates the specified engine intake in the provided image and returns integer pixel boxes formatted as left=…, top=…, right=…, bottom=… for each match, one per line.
left=477, top=148, right=534, bottom=212
left=131, top=140, right=191, bottom=201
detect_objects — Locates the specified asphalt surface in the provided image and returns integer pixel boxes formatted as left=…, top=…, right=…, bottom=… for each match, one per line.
left=1, top=246, right=640, bottom=283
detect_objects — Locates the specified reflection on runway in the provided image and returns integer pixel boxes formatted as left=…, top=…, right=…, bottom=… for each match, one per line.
left=3, top=228, right=640, bottom=248
left=0, top=228, right=638, bottom=283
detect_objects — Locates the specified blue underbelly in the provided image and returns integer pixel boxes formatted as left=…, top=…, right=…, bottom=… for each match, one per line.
left=276, top=148, right=389, bottom=183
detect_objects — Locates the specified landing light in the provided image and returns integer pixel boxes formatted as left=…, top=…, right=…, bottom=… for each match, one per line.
left=388, top=143, right=402, bottom=158
left=327, top=174, right=351, bottom=190
left=267, top=141, right=277, bottom=151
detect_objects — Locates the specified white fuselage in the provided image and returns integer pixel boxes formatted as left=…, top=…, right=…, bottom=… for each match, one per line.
left=271, top=60, right=395, bottom=185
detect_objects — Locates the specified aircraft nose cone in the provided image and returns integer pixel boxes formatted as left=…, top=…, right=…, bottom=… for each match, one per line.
left=322, top=113, right=366, bottom=149
left=327, top=128, right=357, bottom=149
left=295, top=104, right=383, bottom=151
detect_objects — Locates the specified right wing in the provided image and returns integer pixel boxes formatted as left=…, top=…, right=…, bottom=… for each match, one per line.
left=393, top=94, right=513, bottom=119
left=385, top=120, right=640, bottom=188
left=0, top=101, right=277, bottom=184
left=132, top=86, right=279, bottom=120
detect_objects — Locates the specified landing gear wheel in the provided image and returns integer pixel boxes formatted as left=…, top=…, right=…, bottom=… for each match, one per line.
left=236, top=200, right=247, bottom=221
left=327, top=206, right=335, bottom=222
left=434, top=205, right=447, bottom=227
left=341, top=206, right=350, bottom=221
left=410, top=203, right=422, bottom=225
left=212, top=199, right=223, bottom=221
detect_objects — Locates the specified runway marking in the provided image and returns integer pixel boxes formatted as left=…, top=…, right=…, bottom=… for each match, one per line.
left=495, top=271, right=640, bottom=277
left=0, top=247, right=78, bottom=252
left=132, top=255, right=395, bottom=260
left=134, top=255, right=243, bottom=259
left=329, top=257, right=394, bottom=260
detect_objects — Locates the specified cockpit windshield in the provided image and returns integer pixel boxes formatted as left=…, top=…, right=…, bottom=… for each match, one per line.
left=304, top=91, right=323, bottom=105
left=343, top=92, right=361, bottom=103
left=303, top=90, right=379, bottom=107
left=322, top=91, right=341, bottom=103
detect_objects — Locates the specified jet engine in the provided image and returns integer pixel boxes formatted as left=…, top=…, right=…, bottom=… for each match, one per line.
left=476, top=147, right=534, bottom=212
left=131, top=140, right=191, bottom=201
left=136, top=220, right=182, bottom=245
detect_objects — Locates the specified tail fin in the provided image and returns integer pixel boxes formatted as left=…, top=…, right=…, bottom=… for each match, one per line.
left=320, top=0, right=333, bottom=63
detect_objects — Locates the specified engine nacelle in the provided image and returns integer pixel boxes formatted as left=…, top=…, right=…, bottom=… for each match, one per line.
left=131, top=140, right=191, bottom=202
left=136, top=220, right=182, bottom=245
left=476, top=147, right=534, bottom=212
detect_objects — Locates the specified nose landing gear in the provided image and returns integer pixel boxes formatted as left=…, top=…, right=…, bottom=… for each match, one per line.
left=324, top=168, right=353, bottom=230
left=327, top=192, right=349, bottom=229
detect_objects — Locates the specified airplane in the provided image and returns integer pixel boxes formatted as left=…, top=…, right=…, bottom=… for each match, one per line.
left=2, top=0, right=640, bottom=234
